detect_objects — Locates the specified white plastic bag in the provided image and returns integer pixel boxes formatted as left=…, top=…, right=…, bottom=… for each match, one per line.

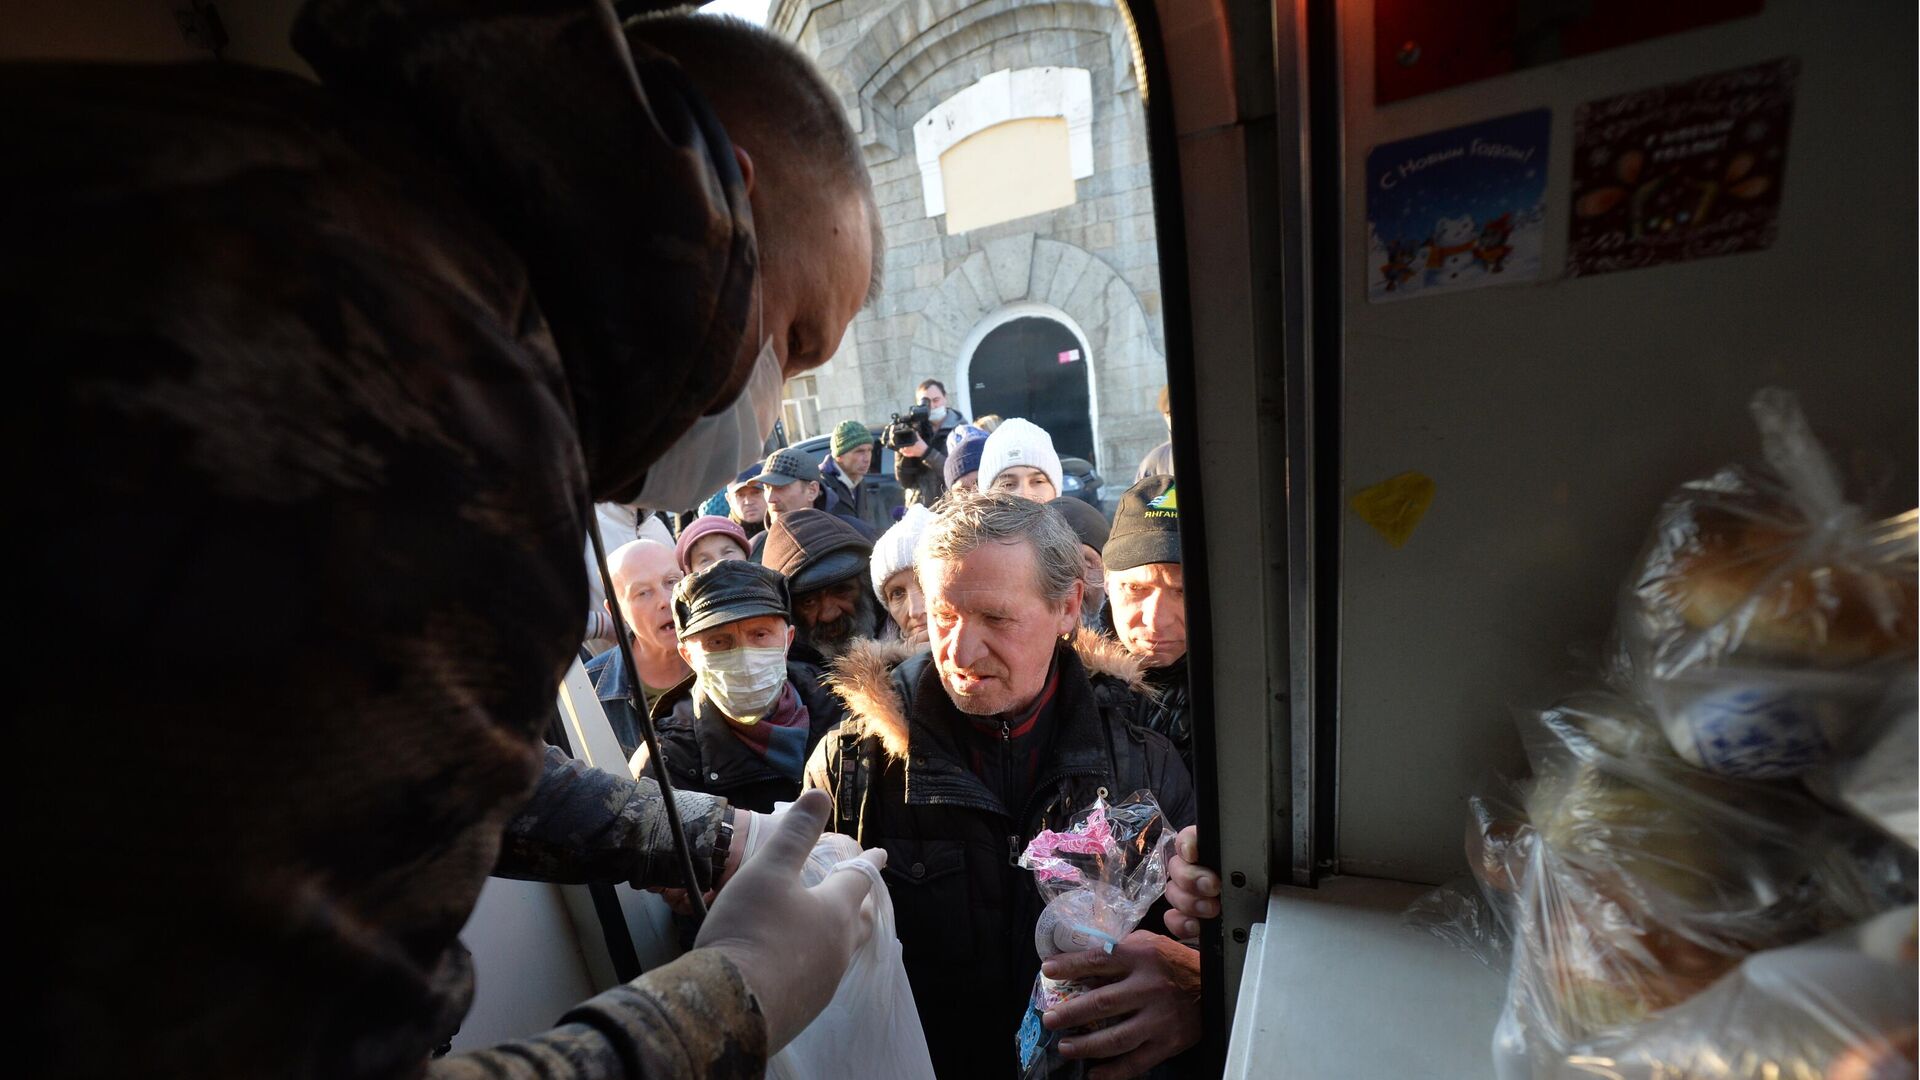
left=766, top=832, right=937, bottom=1080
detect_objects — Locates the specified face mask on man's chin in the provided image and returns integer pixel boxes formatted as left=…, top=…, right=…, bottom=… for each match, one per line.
left=628, top=299, right=783, bottom=511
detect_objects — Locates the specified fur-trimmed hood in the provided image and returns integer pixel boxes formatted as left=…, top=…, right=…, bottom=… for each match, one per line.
left=825, top=628, right=1148, bottom=761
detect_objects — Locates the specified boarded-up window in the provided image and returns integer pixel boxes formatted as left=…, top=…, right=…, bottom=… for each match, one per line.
left=938, top=117, right=1077, bottom=234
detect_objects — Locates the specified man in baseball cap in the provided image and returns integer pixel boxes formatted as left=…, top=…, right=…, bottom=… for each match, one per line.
left=1103, top=475, right=1194, bottom=768
left=748, top=447, right=824, bottom=559
left=635, top=560, right=842, bottom=813
left=725, top=462, right=769, bottom=541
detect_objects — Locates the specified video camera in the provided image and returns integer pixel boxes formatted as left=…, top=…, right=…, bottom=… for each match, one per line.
left=883, top=403, right=932, bottom=450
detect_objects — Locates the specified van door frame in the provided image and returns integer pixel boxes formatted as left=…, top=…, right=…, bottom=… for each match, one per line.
left=1128, top=0, right=1305, bottom=1053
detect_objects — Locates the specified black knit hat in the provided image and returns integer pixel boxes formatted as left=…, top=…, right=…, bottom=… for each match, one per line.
left=1048, top=496, right=1111, bottom=553
left=673, top=558, right=792, bottom=639
left=1103, top=475, right=1181, bottom=571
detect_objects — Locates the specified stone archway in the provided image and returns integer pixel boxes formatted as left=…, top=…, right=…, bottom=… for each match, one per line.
left=824, top=0, right=1139, bottom=162
left=910, top=235, right=1162, bottom=471
left=961, top=303, right=1097, bottom=462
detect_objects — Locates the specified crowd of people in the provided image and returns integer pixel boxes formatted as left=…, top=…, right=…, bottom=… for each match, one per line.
left=586, top=404, right=1200, bottom=1075
left=549, top=27, right=1202, bottom=1063
left=16, top=3, right=1214, bottom=1077
left=670, top=366, right=1181, bottom=562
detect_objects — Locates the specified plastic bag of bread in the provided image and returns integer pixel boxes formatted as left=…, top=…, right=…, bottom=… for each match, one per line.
left=1489, top=691, right=1913, bottom=1079
left=1402, top=868, right=1515, bottom=970
left=1404, top=777, right=1532, bottom=966
left=1614, top=388, right=1917, bottom=779
left=1546, top=906, right=1917, bottom=1080
left=1417, top=691, right=1828, bottom=973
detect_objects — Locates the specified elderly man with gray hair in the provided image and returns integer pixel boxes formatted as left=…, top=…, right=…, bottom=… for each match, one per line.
left=806, top=490, right=1201, bottom=1079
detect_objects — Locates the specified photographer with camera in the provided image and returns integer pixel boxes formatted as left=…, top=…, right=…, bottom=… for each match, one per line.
left=890, top=378, right=968, bottom=506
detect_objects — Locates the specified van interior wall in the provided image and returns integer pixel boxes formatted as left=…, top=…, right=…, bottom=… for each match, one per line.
left=449, top=879, right=604, bottom=1054
left=1331, top=0, right=1918, bottom=884
left=3, top=1, right=312, bottom=76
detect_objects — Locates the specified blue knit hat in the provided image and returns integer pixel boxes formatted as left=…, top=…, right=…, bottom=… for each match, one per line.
left=945, top=434, right=987, bottom=487
left=946, top=423, right=986, bottom=454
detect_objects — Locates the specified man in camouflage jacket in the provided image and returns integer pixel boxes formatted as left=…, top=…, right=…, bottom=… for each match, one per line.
left=6, top=1, right=879, bottom=1077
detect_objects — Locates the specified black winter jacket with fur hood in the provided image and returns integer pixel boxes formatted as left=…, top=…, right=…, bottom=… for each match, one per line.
left=804, top=630, right=1196, bottom=1079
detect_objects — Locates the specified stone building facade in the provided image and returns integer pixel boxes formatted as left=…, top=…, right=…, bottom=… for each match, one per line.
left=771, top=0, right=1167, bottom=490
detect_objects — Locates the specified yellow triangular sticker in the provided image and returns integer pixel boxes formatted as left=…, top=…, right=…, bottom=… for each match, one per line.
left=1148, top=485, right=1178, bottom=511
left=1350, top=472, right=1435, bottom=549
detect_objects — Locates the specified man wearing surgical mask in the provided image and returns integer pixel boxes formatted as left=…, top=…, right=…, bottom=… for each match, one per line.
left=634, top=561, right=843, bottom=812
left=15, top=5, right=887, bottom=1078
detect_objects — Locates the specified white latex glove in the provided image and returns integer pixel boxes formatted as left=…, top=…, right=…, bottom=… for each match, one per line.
left=735, top=801, right=794, bottom=870
left=694, top=789, right=886, bottom=1052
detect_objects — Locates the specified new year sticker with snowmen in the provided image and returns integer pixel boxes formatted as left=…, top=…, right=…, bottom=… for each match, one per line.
left=1365, top=108, right=1551, bottom=303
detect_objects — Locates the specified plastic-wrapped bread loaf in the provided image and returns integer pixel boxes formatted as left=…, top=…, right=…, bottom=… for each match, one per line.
left=1614, top=389, right=1917, bottom=778
left=1485, top=691, right=1910, bottom=1078
left=1546, top=907, right=1917, bottom=1080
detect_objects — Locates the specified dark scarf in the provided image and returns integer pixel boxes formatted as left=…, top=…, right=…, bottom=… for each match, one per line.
left=1144, top=654, right=1188, bottom=693
left=708, top=682, right=810, bottom=782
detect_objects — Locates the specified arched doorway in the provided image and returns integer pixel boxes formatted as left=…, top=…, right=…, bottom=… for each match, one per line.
left=963, top=310, right=1096, bottom=464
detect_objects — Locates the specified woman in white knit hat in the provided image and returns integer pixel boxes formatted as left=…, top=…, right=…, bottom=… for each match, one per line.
left=977, top=417, right=1063, bottom=502
left=869, top=503, right=935, bottom=645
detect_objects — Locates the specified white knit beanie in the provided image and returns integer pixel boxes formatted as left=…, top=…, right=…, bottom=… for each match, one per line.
left=978, top=418, right=1064, bottom=495
left=870, top=503, right=935, bottom=597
